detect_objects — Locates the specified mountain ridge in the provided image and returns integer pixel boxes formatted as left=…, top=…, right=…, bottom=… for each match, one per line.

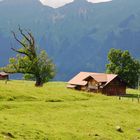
left=0, top=0, right=140, bottom=80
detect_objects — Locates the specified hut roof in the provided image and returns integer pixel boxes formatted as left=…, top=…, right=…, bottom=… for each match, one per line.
left=0, top=72, right=9, bottom=76
left=68, top=72, right=117, bottom=86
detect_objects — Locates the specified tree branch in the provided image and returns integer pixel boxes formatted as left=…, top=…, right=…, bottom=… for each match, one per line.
left=11, top=31, right=27, bottom=48
left=19, top=27, right=31, bottom=44
left=11, top=47, right=29, bottom=56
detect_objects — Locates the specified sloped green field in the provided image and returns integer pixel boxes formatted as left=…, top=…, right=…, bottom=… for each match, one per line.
left=0, top=80, right=140, bottom=140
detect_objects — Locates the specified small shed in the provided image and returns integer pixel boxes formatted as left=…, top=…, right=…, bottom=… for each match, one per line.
left=67, top=72, right=126, bottom=96
left=0, top=72, right=9, bottom=80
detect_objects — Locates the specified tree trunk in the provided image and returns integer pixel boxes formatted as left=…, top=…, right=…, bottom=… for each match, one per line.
left=35, top=76, right=43, bottom=87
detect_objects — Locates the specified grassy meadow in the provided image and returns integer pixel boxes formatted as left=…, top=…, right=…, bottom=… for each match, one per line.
left=0, top=80, right=140, bottom=140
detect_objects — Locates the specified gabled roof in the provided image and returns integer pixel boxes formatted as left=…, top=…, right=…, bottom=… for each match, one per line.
left=68, top=72, right=91, bottom=86
left=85, top=74, right=108, bottom=83
left=68, top=72, right=117, bottom=87
left=0, top=72, right=8, bottom=76
left=104, top=74, right=118, bottom=86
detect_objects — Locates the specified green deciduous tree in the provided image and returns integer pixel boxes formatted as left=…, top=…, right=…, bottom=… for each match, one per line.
left=2, top=27, right=55, bottom=86
left=106, top=48, right=140, bottom=88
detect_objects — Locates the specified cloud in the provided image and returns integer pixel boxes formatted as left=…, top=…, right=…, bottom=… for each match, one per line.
left=40, top=0, right=74, bottom=8
left=87, top=0, right=112, bottom=3
left=40, top=0, right=112, bottom=8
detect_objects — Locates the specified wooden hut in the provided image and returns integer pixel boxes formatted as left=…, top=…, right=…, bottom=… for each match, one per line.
left=0, top=72, right=9, bottom=80
left=67, top=72, right=126, bottom=96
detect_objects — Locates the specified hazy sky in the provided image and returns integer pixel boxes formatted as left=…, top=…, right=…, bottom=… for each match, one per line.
left=40, top=0, right=112, bottom=8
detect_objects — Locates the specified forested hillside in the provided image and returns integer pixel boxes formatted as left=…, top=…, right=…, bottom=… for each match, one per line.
left=0, top=0, right=140, bottom=80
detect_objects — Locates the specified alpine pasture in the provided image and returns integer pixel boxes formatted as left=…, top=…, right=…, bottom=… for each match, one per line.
left=0, top=80, right=140, bottom=140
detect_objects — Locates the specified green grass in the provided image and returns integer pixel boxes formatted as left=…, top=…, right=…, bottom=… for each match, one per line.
left=0, top=80, right=140, bottom=140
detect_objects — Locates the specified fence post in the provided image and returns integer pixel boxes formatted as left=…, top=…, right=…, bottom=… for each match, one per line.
left=138, top=75, right=140, bottom=103
left=138, top=95, right=140, bottom=103
left=119, top=96, right=121, bottom=100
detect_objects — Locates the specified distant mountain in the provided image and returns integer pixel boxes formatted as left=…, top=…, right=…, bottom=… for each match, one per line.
left=0, top=0, right=140, bottom=80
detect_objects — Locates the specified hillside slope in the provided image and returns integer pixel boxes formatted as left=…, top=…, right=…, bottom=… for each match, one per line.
left=0, top=81, right=140, bottom=139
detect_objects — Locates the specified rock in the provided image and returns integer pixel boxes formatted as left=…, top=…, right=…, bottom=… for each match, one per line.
left=95, top=134, right=99, bottom=136
left=116, top=126, right=123, bottom=132
left=1, top=132, right=15, bottom=138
